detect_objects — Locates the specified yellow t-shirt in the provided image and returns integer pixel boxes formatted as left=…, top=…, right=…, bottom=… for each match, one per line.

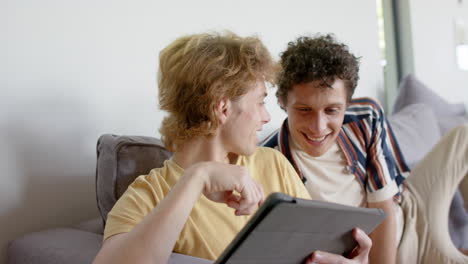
left=103, top=147, right=311, bottom=260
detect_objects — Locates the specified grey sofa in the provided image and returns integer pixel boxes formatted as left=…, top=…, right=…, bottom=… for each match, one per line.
left=7, top=75, right=468, bottom=264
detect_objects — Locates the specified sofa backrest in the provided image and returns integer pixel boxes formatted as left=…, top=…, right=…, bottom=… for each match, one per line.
left=95, top=134, right=172, bottom=224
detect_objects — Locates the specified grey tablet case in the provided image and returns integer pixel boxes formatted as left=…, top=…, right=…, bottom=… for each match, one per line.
left=215, top=192, right=386, bottom=264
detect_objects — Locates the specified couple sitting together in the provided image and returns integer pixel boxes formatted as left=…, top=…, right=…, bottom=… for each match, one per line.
left=93, top=31, right=468, bottom=264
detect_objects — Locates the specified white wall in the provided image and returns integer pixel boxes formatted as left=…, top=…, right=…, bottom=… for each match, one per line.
left=404, top=0, right=468, bottom=106
left=1, top=0, right=382, bottom=262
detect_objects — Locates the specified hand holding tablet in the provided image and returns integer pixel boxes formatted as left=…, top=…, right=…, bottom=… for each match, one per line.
left=215, top=193, right=386, bottom=264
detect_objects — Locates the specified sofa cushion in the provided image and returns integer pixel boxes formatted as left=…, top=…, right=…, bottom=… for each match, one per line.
left=392, top=76, right=468, bottom=249
left=8, top=228, right=102, bottom=264
left=393, top=74, right=466, bottom=117
left=96, top=134, right=172, bottom=224
left=387, top=103, right=441, bottom=169
left=438, top=115, right=468, bottom=135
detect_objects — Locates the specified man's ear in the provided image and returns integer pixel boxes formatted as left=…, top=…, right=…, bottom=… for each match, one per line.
left=216, top=97, right=231, bottom=124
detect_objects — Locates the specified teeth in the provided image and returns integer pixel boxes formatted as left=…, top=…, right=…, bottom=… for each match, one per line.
left=306, top=135, right=326, bottom=142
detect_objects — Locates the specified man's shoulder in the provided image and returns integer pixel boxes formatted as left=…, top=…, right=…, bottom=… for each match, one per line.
left=250, top=146, right=282, bottom=159
left=347, top=97, right=384, bottom=113
left=242, top=147, right=289, bottom=169
left=130, top=160, right=179, bottom=189
left=344, top=97, right=385, bottom=124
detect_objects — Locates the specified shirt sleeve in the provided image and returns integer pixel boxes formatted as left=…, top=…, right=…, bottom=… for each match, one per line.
left=103, top=172, right=168, bottom=241
left=367, top=178, right=399, bottom=203
left=364, top=99, right=401, bottom=201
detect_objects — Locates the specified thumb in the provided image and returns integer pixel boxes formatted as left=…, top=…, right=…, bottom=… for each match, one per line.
left=225, top=191, right=241, bottom=209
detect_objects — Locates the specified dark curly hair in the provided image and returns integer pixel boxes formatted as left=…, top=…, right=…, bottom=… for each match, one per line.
left=277, top=34, right=360, bottom=106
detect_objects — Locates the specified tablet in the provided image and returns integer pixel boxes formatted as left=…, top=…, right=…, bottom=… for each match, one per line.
left=214, top=192, right=386, bottom=264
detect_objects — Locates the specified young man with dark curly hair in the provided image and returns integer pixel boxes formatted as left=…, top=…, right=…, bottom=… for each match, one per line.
left=263, top=34, right=468, bottom=263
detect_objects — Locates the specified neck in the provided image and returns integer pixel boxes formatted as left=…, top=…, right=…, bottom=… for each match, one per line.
left=172, top=135, right=238, bottom=169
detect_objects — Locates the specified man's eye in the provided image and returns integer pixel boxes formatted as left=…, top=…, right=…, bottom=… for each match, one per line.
left=259, top=101, right=266, bottom=105
left=326, top=108, right=339, bottom=114
left=297, top=108, right=310, bottom=112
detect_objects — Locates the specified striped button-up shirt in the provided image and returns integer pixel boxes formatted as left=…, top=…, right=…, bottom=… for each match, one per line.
left=262, top=97, right=410, bottom=201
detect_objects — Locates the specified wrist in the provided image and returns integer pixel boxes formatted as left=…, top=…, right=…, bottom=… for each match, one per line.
left=183, top=162, right=210, bottom=194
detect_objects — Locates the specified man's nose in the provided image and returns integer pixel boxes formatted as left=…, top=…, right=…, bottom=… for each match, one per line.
left=262, top=107, right=271, bottom=124
left=308, top=113, right=326, bottom=133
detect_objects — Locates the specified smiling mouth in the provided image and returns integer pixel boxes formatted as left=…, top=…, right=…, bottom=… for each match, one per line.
left=302, top=133, right=328, bottom=144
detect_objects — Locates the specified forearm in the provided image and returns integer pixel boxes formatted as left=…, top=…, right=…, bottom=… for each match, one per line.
left=94, top=166, right=205, bottom=264
left=368, top=199, right=397, bottom=264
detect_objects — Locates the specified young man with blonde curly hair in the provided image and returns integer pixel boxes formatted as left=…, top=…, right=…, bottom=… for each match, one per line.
left=93, top=32, right=372, bottom=264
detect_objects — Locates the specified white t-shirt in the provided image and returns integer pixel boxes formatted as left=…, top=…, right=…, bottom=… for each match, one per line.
left=290, top=137, right=404, bottom=243
left=291, top=139, right=366, bottom=207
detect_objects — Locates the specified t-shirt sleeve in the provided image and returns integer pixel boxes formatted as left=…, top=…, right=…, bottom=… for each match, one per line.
left=103, top=172, right=169, bottom=241
left=367, top=179, right=399, bottom=203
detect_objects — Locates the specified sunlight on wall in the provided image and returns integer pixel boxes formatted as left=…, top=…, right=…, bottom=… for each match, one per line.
left=456, top=44, right=468, bottom=70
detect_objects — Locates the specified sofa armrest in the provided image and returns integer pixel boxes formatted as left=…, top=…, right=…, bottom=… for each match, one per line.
left=7, top=228, right=102, bottom=264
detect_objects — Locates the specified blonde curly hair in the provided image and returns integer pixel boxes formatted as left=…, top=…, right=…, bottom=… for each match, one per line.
left=158, top=32, right=277, bottom=152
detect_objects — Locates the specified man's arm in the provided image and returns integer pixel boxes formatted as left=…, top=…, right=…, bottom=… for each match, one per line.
left=361, top=98, right=399, bottom=264
left=93, top=171, right=204, bottom=264
left=93, top=162, right=264, bottom=264
left=368, top=198, right=397, bottom=264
